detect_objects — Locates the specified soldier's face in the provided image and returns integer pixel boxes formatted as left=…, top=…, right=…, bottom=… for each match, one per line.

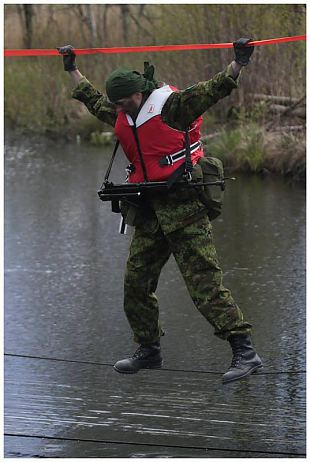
left=114, top=92, right=143, bottom=117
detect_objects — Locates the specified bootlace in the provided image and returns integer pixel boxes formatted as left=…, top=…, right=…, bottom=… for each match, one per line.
left=132, top=346, right=145, bottom=359
left=231, top=351, right=244, bottom=368
left=132, top=343, right=159, bottom=360
left=230, top=343, right=245, bottom=368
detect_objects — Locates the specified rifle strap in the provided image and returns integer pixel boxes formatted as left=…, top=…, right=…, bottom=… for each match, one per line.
left=102, top=139, right=120, bottom=187
left=184, top=127, right=194, bottom=176
left=166, top=163, right=186, bottom=188
left=131, top=124, right=149, bottom=182
left=166, top=127, right=194, bottom=188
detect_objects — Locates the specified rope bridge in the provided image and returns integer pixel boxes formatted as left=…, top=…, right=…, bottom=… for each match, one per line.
left=4, top=35, right=306, bottom=57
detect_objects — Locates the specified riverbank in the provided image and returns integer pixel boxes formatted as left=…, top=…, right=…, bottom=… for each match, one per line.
left=85, top=124, right=306, bottom=182
left=5, top=65, right=305, bottom=183
left=4, top=121, right=305, bottom=182
left=205, top=124, right=305, bottom=182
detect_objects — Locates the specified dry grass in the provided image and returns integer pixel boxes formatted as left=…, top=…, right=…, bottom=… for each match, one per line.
left=206, top=125, right=305, bottom=180
left=264, top=130, right=306, bottom=180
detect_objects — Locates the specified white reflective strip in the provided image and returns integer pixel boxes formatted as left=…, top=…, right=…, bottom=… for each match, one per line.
left=189, top=142, right=201, bottom=154
left=171, top=141, right=200, bottom=158
left=167, top=155, right=173, bottom=166
left=170, top=152, right=185, bottom=162
left=170, top=153, right=186, bottom=164
left=169, top=141, right=201, bottom=164
left=119, top=217, right=128, bottom=234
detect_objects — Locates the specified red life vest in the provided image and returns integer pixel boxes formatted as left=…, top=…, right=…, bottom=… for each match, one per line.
left=114, top=85, right=204, bottom=183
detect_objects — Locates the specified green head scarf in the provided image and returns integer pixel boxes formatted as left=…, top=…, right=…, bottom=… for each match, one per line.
left=106, top=62, right=159, bottom=103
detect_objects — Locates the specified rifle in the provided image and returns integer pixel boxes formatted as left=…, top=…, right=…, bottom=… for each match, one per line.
left=97, top=134, right=235, bottom=233
left=97, top=177, right=232, bottom=210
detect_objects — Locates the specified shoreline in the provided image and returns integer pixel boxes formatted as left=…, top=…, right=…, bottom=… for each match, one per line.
left=4, top=124, right=305, bottom=183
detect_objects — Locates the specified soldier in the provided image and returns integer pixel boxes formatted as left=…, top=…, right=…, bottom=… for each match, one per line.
left=58, top=38, right=262, bottom=383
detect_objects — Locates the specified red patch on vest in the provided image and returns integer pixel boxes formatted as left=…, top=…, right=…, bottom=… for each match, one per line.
left=147, top=104, right=155, bottom=113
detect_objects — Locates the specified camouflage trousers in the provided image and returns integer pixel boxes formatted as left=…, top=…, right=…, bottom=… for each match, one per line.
left=123, top=195, right=252, bottom=344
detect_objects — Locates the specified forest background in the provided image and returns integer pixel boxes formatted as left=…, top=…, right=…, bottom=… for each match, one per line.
left=4, top=4, right=306, bottom=179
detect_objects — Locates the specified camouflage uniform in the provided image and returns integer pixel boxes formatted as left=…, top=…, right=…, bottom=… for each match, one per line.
left=72, top=64, right=252, bottom=344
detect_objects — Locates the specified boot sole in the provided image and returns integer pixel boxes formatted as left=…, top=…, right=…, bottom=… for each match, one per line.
left=223, top=364, right=263, bottom=384
left=113, top=361, right=164, bottom=374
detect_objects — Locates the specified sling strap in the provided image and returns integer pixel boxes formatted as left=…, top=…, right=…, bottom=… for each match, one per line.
left=184, top=127, right=194, bottom=177
left=165, top=127, right=195, bottom=186
left=131, top=123, right=149, bottom=182
left=101, top=139, right=120, bottom=187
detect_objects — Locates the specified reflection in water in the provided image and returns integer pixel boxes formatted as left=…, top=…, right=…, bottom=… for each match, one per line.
left=5, top=356, right=305, bottom=455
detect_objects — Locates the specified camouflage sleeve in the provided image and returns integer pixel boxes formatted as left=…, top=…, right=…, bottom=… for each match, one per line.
left=71, top=76, right=117, bottom=127
left=162, top=64, right=241, bottom=130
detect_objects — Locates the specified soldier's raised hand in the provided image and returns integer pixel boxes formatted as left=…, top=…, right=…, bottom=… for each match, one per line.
left=233, top=38, right=254, bottom=66
left=57, top=45, right=77, bottom=72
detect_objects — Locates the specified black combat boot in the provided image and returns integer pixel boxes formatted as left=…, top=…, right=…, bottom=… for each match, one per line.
left=113, top=341, right=163, bottom=374
left=223, top=334, right=262, bottom=383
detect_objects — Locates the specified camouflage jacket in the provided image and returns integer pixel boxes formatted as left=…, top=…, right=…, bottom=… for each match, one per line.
left=72, top=64, right=240, bottom=131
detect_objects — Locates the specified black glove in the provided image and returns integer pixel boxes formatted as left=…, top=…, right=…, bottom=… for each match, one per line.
left=57, top=45, right=77, bottom=71
left=233, top=38, right=254, bottom=66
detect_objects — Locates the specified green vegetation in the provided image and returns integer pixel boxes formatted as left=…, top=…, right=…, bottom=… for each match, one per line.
left=4, top=4, right=306, bottom=179
left=205, top=125, right=305, bottom=181
left=5, top=59, right=71, bottom=136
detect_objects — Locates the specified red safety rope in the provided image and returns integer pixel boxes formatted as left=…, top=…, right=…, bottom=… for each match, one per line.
left=4, top=35, right=306, bottom=57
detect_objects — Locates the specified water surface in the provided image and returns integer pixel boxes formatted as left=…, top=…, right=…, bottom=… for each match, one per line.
left=4, top=137, right=306, bottom=457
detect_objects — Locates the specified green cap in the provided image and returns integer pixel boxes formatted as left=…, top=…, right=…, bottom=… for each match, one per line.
left=106, top=62, right=158, bottom=103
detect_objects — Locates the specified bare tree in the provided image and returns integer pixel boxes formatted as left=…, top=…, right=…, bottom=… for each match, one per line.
left=127, top=5, right=156, bottom=43
left=100, top=5, right=111, bottom=45
left=75, top=5, right=98, bottom=45
left=120, top=5, right=130, bottom=43
left=17, top=4, right=34, bottom=48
